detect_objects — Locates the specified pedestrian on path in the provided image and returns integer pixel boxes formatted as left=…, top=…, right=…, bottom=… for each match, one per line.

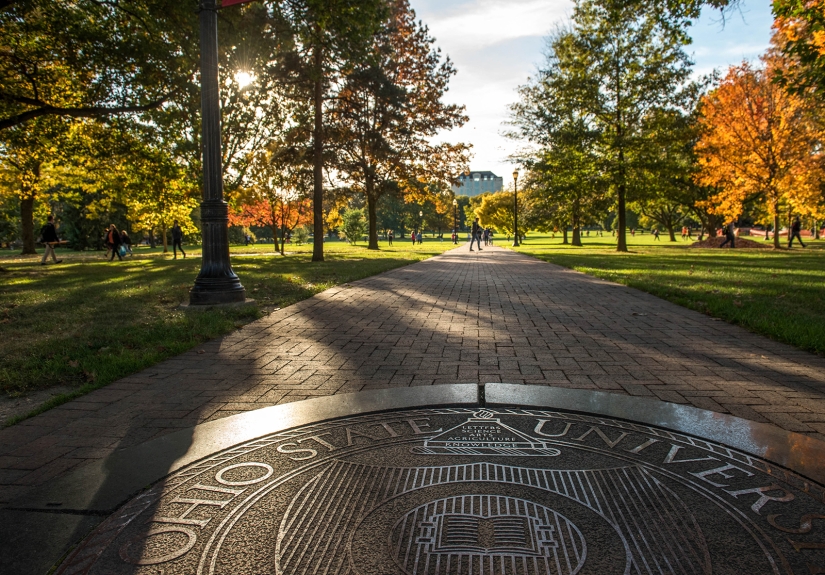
left=121, top=230, right=133, bottom=256
left=39, top=215, right=63, bottom=265
left=172, top=220, right=186, bottom=259
left=417, top=231, right=423, bottom=245
left=653, top=229, right=661, bottom=241
left=388, top=230, right=393, bottom=246
left=470, top=218, right=482, bottom=251
left=789, top=216, right=806, bottom=248
left=107, top=224, right=123, bottom=261
left=411, top=230, right=416, bottom=246
left=719, top=222, right=736, bottom=248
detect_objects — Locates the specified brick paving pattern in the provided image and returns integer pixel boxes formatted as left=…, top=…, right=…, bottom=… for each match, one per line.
left=2, top=244, right=825, bottom=505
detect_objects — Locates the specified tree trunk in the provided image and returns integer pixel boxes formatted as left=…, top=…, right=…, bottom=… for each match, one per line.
left=367, top=191, right=379, bottom=250
left=149, top=228, right=156, bottom=248
left=20, top=194, right=36, bottom=255
left=572, top=226, right=582, bottom=246
left=773, top=212, right=780, bottom=249
left=616, top=181, right=628, bottom=252
left=667, top=224, right=676, bottom=242
left=562, top=227, right=569, bottom=245
left=311, top=38, right=324, bottom=263
left=161, top=225, right=168, bottom=253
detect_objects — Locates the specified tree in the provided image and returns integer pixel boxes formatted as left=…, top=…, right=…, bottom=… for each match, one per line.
left=276, top=0, right=388, bottom=262
left=694, top=59, right=824, bottom=248
left=473, top=191, right=527, bottom=238
left=773, top=0, right=825, bottom=97
left=519, top=110, right=610, bottom=246
left=232, top=145, right=312, bottom=255
left=509, top=0, right=695, bottom=252
left=331, top=0, right=469, bottom=250
left=340, top=208, right=367, bottom=244
left=0, top=0, right=196, bottom=130
left=633, top=108, right=698, bottom=241
left=0, top=117, right=68, bottom=253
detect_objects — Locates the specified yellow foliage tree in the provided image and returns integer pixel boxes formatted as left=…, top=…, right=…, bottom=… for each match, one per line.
left=473, top=190, right=526, bottom=238
left=695, top=58, right=824, bottom=247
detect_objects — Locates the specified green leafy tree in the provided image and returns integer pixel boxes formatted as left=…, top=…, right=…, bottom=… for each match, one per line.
left=509, top=0, right=696, bottom=252
left=0, top=0, right=196, bottom=130
left=473, top=191, right=528, bottom=237
left=340, top=208, right=367, bottom=244
left=0, top=117, right=68, bottom=253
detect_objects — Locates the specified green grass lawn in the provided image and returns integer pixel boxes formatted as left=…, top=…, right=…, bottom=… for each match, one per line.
left=0, top=237, right=456, bottom=424
left=513, top=232, right=825, bottom=355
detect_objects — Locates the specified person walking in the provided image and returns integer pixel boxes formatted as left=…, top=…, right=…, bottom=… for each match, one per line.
left=719, top=222, right=736, bottom=248
left=470, top=218, right=482, bottom=251
left=653, top=228, right=661, bottom=241
left=388, top=230, right=393, bottom=246
left=171, top=220, right=186, bottom=259
left=106, top=224, right=123, bottom=261
left=39, top=215, right=62, bottom=265
left=411, top=230, right=416, bottom=246
left=121, top=230, right=133, bottom=256
left=416, top=231, right=423, bottom=245
left=789, top=216, right=806, bottom=248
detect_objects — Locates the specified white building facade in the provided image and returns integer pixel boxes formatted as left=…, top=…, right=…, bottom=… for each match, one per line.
left=451, top=171, right=503, bottom=197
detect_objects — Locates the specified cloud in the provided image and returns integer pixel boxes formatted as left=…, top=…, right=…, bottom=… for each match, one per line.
left=423, top=0, right=570, bottom=53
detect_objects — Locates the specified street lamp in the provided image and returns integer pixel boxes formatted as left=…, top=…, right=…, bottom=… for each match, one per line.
left=189, top=0, right=246, bottom=306
left=452, top=199, right=458, bottom=244
left=512, top=169, right=520, bottom=247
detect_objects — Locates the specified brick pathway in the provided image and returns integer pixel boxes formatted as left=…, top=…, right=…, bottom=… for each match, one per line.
left=3, top=244, right=825, bottom=505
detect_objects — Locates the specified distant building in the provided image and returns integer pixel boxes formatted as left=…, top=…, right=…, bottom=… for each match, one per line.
left=452, top=171, right=503, bottom=197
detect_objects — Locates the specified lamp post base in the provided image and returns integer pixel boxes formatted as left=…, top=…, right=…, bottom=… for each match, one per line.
left=189, top=276, right=247, bottom=306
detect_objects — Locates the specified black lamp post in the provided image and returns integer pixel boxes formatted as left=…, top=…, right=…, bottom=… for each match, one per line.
left=452, top=198, right=458, bottom=244
left=189, top=0, right=247, bottom=306
left=512, top=169, right=520, bottom=247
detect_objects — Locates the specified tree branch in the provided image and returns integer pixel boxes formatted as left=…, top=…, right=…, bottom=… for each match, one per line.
left=0, top=91, right=179, bottom=130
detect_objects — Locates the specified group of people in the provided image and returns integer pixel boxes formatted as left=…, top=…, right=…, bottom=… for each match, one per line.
left=37, top=217, right=187, bottom=264
left=410, top=230, right=423, bottom=245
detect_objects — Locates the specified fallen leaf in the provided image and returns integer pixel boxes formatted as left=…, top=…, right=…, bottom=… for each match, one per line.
left=68, top=360, right=79, bottom=368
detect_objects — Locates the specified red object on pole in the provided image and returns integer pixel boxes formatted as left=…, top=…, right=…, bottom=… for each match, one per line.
left=222, top=0, right=255, bottom=6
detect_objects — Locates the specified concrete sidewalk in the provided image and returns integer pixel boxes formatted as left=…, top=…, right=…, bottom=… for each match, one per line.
left=3, top=244, right=825, bottom=506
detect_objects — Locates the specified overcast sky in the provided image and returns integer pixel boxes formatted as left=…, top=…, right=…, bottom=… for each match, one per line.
left=409, top=0, right=775, bottom=185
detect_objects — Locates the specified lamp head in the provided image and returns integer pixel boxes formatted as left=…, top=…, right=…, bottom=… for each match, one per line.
left=453, top=199, right=458, bottom=206
left=419, top=211, right=423, bottom=217
left=513, top=169, right=519, bottom=182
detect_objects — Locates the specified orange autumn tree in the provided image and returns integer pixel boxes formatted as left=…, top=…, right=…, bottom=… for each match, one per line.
left=695, top=58, right=824, bottom=247
left=230, top=148, right=312, bottom=255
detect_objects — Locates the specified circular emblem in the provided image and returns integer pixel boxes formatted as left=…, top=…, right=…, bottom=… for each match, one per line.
left=57, top=408, right=825, bottom=574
